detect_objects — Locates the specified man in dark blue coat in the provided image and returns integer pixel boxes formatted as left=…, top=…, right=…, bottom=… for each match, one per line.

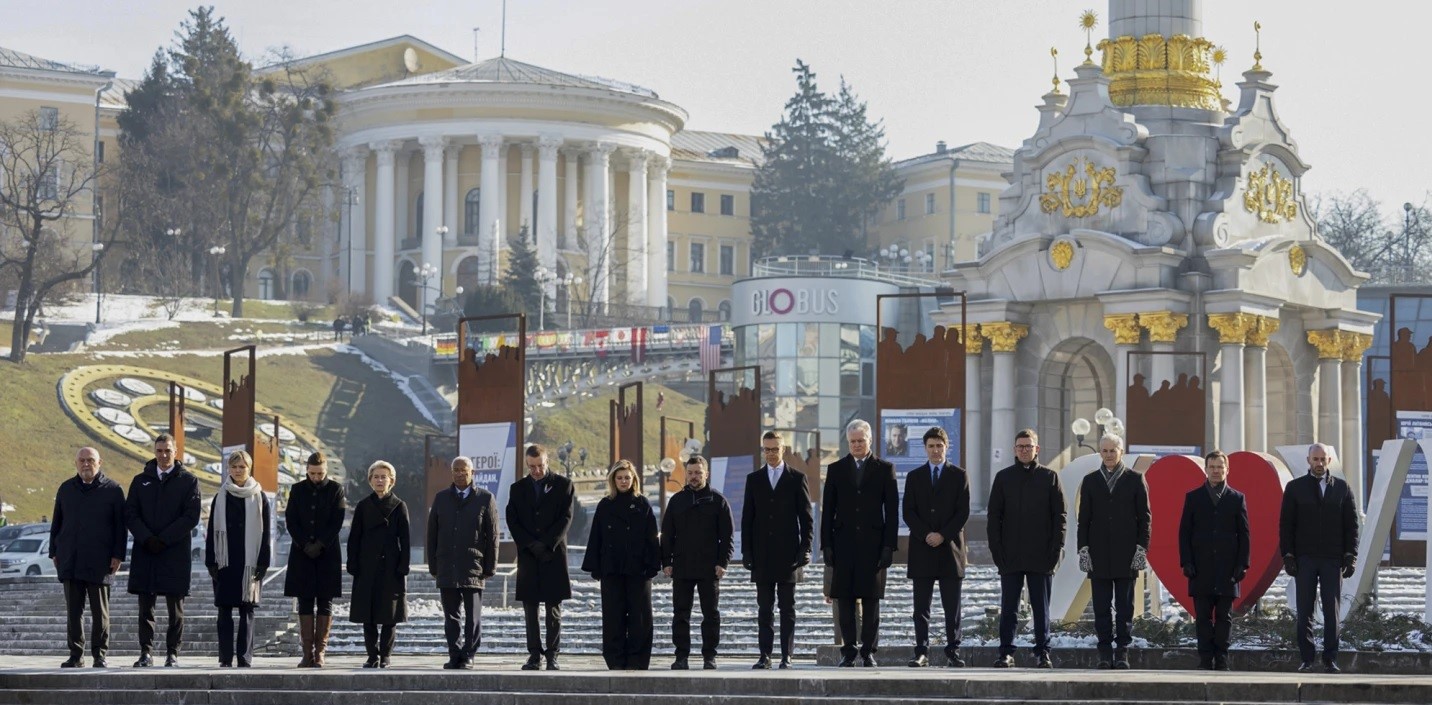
left=124, top=434, right=201, bottom=667
left=427, top=456, right=499, bottom=670
left=1279, top=442, right=1359, bottom=673
left=507, top=444, right=576, bottom=671
left=742, top=430, right=813, bottom=669
left=50, top=447, right=126, bottom=668
left=1178, top=450, right=1250, bottom=671
left=901, top=426, right=969, bottom=668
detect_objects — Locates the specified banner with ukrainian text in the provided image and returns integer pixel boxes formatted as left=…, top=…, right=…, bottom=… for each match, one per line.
left=458, top=421, right=517, bottom=541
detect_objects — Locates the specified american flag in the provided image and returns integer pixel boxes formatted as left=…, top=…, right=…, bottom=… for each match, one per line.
left=699, top=324, right=722, bottom=375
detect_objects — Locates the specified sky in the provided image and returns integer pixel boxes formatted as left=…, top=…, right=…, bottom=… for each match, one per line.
left=6, top=0, right=1429, bottom=217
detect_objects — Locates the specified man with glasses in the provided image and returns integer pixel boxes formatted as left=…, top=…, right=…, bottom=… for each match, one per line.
left=986, top=429, right=1065, bottom=668
left=124, top=434, right=201, bottom=667
left=823, top=419, right=899, bottom=667
left=1076, top=434, right=1150, bottom=670
left=741, top=431, right=813, bottom=669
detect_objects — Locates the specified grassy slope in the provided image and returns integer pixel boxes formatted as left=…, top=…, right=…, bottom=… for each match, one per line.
left=90, top=320, right=330, bottom=352
left=528, top=383, right=707, bottom=471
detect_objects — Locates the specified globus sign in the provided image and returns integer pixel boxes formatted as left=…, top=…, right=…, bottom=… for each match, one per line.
left=730, top=277, right=899, bottom=326
left=751, top=287, right=839, bottom=316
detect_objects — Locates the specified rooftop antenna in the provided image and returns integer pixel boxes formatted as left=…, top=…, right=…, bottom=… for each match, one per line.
left=501, top=0, right=508, bottom=58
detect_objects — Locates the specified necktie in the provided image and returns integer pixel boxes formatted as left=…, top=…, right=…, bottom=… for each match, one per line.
left=932, top=465, right=940, bottom=485
left=770, top=467, right=779, bottom=489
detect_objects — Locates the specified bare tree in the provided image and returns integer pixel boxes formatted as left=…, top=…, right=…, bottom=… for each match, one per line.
left=1314, top=190, right=1432, bottom=284
left=566, top=208, right=654, bottom=328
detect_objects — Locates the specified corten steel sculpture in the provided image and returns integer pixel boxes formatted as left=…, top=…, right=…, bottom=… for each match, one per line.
left=168, top=382, right=187, bottom=461
left=1386, top=294, right=1432, bottom=565
left=1124, top=351, right=1208, bottom=452
left=774, top=428, right=823, bottom=512
left=609, top=381, right=644, bottom=472
left=706, top=366, right=762, bottom=463
left=874, top=292, right=968, bottom=465
left=222, top=345, right=278, bottom=492
left=659, top=416, right=698, bottom=501
left=456, top=314, right=526, bottom=559
left=422, top=433, right=458, bottom=547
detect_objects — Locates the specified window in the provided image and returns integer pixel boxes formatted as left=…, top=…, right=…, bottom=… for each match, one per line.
left=457, top=255, right=483, bottom=292
left=978, top=192, right=992, bottom=214
left=925, top=193, right=936, bottom=215
left=688, top=298, right=704, bottom=322
left=97, top=141, right=105, bottom=163
left=291, top=270, right=311, bottom=299
left=414, top=192, right=424, bottom=239
left=690, top=242, right=705, bottom=273
left=896, top=198, right=906, bottom=221
left=718, top=300, right=732, bottom=321
left=38, top=165, right=58, bottom=201
left=38, top=107, right=58, bottom=132
left=719, top=244, right=734, bottom=276
left=464, top=188, right=481, bottom=237
left=258, top=269, right=276, bottom=300
left=691, top=192, right=705, bottom=213
left=720, top=194, right=734, bottom=216
left=667, top=241, right=675, bottom=271
left=666, top=189, right=675, bottom=211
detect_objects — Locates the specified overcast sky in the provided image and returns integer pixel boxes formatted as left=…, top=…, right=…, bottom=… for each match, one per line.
left=8, top=0, right=1428, bottom=217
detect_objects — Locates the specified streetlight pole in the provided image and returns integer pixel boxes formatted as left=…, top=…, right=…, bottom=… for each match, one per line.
left=341, top=187, right=359, bottom=301
left=208, top=244, right=226, bottom=317
left=417, top=262, right=438, bottom=335
left=91, top=243, right=104, bottom=324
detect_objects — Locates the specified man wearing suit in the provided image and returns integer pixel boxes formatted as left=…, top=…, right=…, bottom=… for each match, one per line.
left=901, top=426, right=970, bottom=668
left=1178, top=450, right=1250, bottom=671
left=823, top=419, right=899, bottom=667
left=742, top=431, right=814, bottom=669
left=426, top=456, right=499, bottom=670
left=987, top=429, right=1065, bottom=669
left=124, top=433, right=201, bottom=667
left=1076, top=433, right=1150, bottom=670
left=507, top=444, right=576, bottom=671
left=1279, top=442, right=1359, bottom=673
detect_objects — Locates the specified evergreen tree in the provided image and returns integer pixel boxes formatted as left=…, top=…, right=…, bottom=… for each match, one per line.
left=502, top=225, right=545, bottom=323
left=462, top=285, right=522, bottom=332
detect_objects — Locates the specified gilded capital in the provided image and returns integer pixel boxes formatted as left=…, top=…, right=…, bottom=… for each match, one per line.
left=1140, top=311, right=1189, bottom=344
left=983, top=322, right=1029, bottom=353
left=1341, top=332, right=1373, bottom=362
left=961, top=324, right=985, bottom=355
left=1103, top=313, right=1142, bottom=346
left=1244, top=315, right=1281, bottom=347
left=1206, top=313, right=1252, bottom=346
left=1306, top=329, right=1347, bottom=360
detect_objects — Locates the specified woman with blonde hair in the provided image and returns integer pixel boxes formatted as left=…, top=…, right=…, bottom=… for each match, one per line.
left=582, top=460, right=660, bottom=669
left=204, top=450, right=271, bottom=668
left=347, top=461, right=410, bottom=668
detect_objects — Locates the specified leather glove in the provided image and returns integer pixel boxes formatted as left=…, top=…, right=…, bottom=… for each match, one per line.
left=1233, top=570, right=1247, bottom=583
left=1181, top=564, right=1196, bottom=579
left=528, top=541, right=550, bottom=561
left=1283, top=555, right=1297, bottom=577
left=1342, top=553, right=1356, bottom=579
left=207, top=565, right=218, bottom=580
left=876, top=547, right=894, bottom=570
left=143, top=536, right=166, bottom=554
left=1077, top=546, right=1092, bottom=573
left=822, top=547, right=835, bottom=565
left=796, top=551, right=811, bottom=568
left=742, top=558, right=754, bottom=572
left=480, top=571, right=495, bottom=581
left=1131, top=545, right=1148, bottom=572
left=303, top=541, right=323, bottom=559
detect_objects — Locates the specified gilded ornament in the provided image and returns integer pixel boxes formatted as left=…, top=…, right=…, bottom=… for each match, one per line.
left=1050, top=240, right=1075, bottom=270
left=983, top=322, right=1030, bottom=353
left=1139, top=311, right=1189, bottom=344
left=1306, top=329, right=1346, bottom=360
left=1244, top=162, right=1299, bottom=224
left=1097, top=33, right=1222, bottom=110
left=1039, top=157, right=1124, bottom=218
left=1341, top=332, right=1373, bottom=362
left=1079, top=10, right=1098, bottom=65
left=1288, top=244, right=1307, bottom=276
left=1206, top=313, right=1253, bottom=345
left=962, top=324, right=985, bottom=355
left=1103, top=314, right=1142, bottom=346
left=1244, top=315, right=1280, bottom=347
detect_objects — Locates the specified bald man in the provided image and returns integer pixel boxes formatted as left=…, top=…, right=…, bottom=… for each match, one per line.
left=50, top=448, right=127, bottom=668
left=1279, top=442, right=1359, bottom=673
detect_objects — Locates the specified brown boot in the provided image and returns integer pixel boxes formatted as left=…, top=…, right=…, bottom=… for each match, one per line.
left=314, top=615, right=333, bottom=668
left=297, top=615, right=315, bottom=668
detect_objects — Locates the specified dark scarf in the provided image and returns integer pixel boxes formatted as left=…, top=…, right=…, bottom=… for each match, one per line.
left=367, top=492, right=401, bottom=527
left=1206, top=481, right=1227, bottom=505
left=1100, top=463, right=1126, bottom=493
left=77, top=471, right=106, bottom=493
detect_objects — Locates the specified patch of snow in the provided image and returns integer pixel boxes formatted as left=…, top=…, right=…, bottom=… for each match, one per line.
left=335, top=344, right=441, bottom=427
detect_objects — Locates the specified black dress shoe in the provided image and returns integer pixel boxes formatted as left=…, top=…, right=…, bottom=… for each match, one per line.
left=908, top=654, right=929, bottom=668
left=1297, top=661, right=1314, bottom=673
left=91, top=657, right=107, bottom=669
left=778, top=656, right=792, bottom=669
left=1214, top=656, right=1230, bottom=671
left=378, top=656, right=390, bottom=669
left=1199, top=656, right=1214, bottom=670
left=237, top=660, right=251, bottom=668
left=545, top=655, right=559, bottom=671
left=1324, top=661, right=1340, bottom=673
left=61, top=656, right=83, bottom=668
left=993, top=655, right=1014, bottom=668
left=133, top=653, right=153, bottom=668
left=164, top=654, right=178, bottom=667
left=1113, top=658, right=1130, bottom=670
left=752, top=655, right=772, bottom=669
left=1034, top=653, right=1053, bottom=669
left=838, top=654, right=856, bottom=668
left=703, top=657, right=718, bottom=670
left=443, top=658, right=460, bottom=670
left=861, top=654, right=877, bottom=668
left=1096, top=660, right=1113, bottom=670
left=522, top=654, right=541, bottom=671
left=219, top=661, right=232, bottom=668
left=671, top=658, right=689, bottom=670
left=946, top=654, right=965, bottom=668
left=363, top=656, right=380, bottom=668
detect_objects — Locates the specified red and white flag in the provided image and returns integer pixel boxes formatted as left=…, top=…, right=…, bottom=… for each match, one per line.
left=631, top=327, right=648, bottom=364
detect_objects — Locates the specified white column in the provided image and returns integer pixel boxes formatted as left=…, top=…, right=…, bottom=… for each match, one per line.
left=370, top=140, right=401, bottom=304
left=1318, top=358, right=1343, bottom=448
left=984, top=323, right=1027, bottom=471
left=444, top=147, right=459, bottom=249
left=561, top=147, right=580, bottom=251
left=646, top=156, right=669, bottom=310
left=625, top=151, right=648, bottom=306
left=1219, top=341, right=1245, bottom=451
left=965, top=330, right=985, bottom=510
left=587, top=142, right=615, bottom=308
left=536, top=136, right=561, bottom=282
left=1244, top=345, right=1268, bottom=452
left=1343, top=355, right=1366, bottom=505
left=497, top=147, right=509, bottom=247
left=519, top=143, right=535, bottom=235
left=478, top=135, right=503, bottom=286
left=395, top=150, right=410, bottom=249
left=419, top=136, right=446, bottom=288
left=341, top=148, right=368, bottom=298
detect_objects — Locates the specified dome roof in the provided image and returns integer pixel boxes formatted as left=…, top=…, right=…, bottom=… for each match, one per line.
left=375, top=56, right=658, bottom=98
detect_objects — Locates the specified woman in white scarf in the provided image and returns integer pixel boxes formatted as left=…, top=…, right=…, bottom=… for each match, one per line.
left=205, top=450, right=272, bottom=667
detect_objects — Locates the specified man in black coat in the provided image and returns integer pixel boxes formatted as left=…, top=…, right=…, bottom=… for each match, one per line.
left=986, top=429, right=1065, bottom=669
left=1076, top=433, right=1150, bottom=670
left=823, top=419, right=899, bottom=668
left=1178, top=450, right=1250, bottom=671
left=283, top=451, right=346, bottom=668
left=1279, top=442, right=1359, bottom=673
left=662, top=455, right=734, bottom=670
left=124, top=434, right=201, bottom=667
left=507, top=443, right=576, bottom=671
left=50, top=447, right=126, bottom=668
left=742, top=430, right=813, bottom=669
left=426, top=456, right=499, bottom=670
left=901, top=426, right=970, bottom=668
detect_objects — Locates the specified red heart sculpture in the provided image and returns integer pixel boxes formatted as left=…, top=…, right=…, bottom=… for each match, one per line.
left=1145, top=452, right=1290, bottom=615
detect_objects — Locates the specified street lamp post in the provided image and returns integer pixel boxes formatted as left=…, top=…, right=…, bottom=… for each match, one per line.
left=417, top=262, right=439, bottom=335
left=534, top=266, right=558, bottom=330
left=91, top=243, right=104, bottom=324
left=563, top=272, right=583, bottom=329
left=208, top=244, right=226, bottom=317
left=341, top=187, right=360, bottom=300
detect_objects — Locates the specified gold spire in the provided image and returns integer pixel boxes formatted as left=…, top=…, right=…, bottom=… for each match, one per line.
left=1051, top=46, right=1061, bottom=93
left=1252, top=21, right=1263, bottom=71
left=1079, top=9, right=1098, bottom=65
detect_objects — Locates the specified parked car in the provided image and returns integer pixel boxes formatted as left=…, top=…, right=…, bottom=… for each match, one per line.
left=0, top=536, right=55, bottom=577
left=0, top=522, right=50, bottom=545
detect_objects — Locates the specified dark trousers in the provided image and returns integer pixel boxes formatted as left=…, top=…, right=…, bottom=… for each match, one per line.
left=439, top=587, right=482, bottom=658
left=522, top=600, right=562, bottom=657
left=755, top=580, right=796, bottom=657
left=599, top=575, right=653, bottom=670
left=912, top=576, right=963, bottom=656
left=295, top=596, right=333, bottom=616
left=362, top=623, right=396, bottom=658
left=1089, top=577, right=1135, bottom=657
left=838, top=596, right=881, bottom=658
left=1294, top=555, right=1343, bottom=664
left=1194, top=595, right=1234, bottom=657
left=831, top=598, right=862, bottom=645
left=136, top=593, right=184, bottom=655
left=999, top=572, right=1052, bottom=657
left=672, top=578, right=720, bottom=658
left=63, top=580, right=110, bottom=660
left=216, top=605, right=254, bottom=665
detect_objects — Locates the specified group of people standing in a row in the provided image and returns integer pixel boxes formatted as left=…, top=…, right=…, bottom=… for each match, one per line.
left=48, top=424, right=1358, bottom=672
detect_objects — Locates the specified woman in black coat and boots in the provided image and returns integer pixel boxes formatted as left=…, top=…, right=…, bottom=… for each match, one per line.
left=204, top=450, right=271, bottom=668
left=582, top=460, right=660, bottom=670
left=283, top=451, right=346, bottom=668
left=347, top=461, right=410, bottom=668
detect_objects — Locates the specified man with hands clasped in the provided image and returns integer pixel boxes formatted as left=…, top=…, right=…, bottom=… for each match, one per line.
left=1279, top=442, right=1358, bottom=673
left=1076, top=433, right=1150, bottom=670
left=901, top=426, right=970, bottom=668
left=661, top=455, right=734, bottom=670
left=1178, top=450, right=1250, bottom=671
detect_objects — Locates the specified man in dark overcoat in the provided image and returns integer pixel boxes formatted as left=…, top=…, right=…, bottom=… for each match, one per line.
left=1178, top=450, right=1250, bottom=671
left=507, top=443, right=576, bottom=671
left=823, top=419, right=899, bottom=667
left=124, top=433, right=201, bottom=667
left=1076, top=433, right=1150, bottom=670
left=661, top=455, right=734, bottom=670
left=283, top=451, right=346, bottom=667
left=901, top=426, right=970, bottom=668
left=50, top=447, right=126, bottom=668
left=742, top=430, right=813, bottom=669
left=1279, top=442, right=1359, bottom=673
left=427, top=456, right=499, bottom=670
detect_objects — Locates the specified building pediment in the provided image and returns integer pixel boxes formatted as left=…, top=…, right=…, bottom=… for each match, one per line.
left=953, top=229, right=1184, bottom=302
left=1205, top=236, right=1366, bottom=308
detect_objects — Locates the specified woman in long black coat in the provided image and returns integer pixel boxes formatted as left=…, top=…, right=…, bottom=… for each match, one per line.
left=582, top=460, right=661, bottom=670
left=347, top=461, right=410, bottom=668
left=283, top=451, right=346, bottom=668
left=204, top=450, right=272, bottom=668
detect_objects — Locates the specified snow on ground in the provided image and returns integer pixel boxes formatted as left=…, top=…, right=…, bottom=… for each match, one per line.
left=335, top=343, right=441, bottom=427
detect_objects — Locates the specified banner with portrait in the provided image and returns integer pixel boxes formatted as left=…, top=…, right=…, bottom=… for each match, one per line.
left=880, top=408, right=960, bottom=536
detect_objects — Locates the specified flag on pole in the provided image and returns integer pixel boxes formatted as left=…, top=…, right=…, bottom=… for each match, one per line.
left=699, top=324, right=722, bottom=374
left=631, top=327, right=648, bottom=364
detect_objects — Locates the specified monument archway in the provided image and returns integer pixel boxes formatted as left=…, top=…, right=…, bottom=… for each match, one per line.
left=1037, top=337, right=1116, bottom=469
left=1266, top=342, right=1298, bottom=449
